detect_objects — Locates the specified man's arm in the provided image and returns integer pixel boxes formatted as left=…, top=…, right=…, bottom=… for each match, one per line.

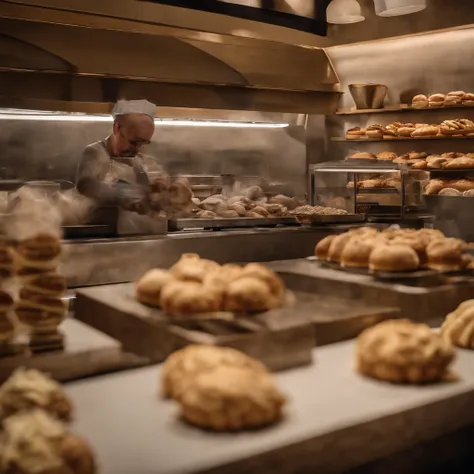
left=76, top=145, right=118, bottom=204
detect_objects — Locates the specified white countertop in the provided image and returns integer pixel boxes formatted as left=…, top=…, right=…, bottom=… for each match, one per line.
left=66, top=339, right=474, bottom=474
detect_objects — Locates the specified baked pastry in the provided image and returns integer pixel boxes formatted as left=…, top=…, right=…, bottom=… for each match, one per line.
left=346, top=127, right=365, bottom=140
left=160, top=281, right=222, bottom=316
left=411, top=160, right=428, bottom=170
left=135, top=268, right=175, bottom=307
left=170, top=254, right=220, bottom=282
left=377, top=151, right=397, bottom=161
left=444, top=91, right=464, bottom=106
left=390, top=236, right=428, bottom=265
left=463, top=189, right=474, bottom=197
left=438, top=188, right=462, bottom=196
left=327, top=232, right=353, bottom=263
left=202, top=264, right=243, bottom=292
left=340, top=237, right=378, bottom=268
left=382, top=126, right=398, bottom=139
left=398, top=126, right=416, bottom=137
left=427, top=157, right=448, bottom=169
left=227, top=203, right=247, bottom=216
left=196, top=210, right=217, bottom=219
left=315, top=235, right=336, bottom=261
left=15, top=293, right=68, bottom=331
left=349, top=152, right=377, bottom=159
left=448, top=179, right=474, bottom=192
left=411, top=125, right=439, bottom=137
left=441, top=300, right=474, bottom=349
left=22, top=272, right=67, bottom=297
left=0, top=367, right=73, bottom=421
left=225, top=277, right=280, bottom=312
left=426, top=238, right=466, bottom=271
left=366, top=125, right=384, bottom=139
left=428, top=93, right=446, bottom=108
left=461, top=92, right=474, bottom=106
left=217, top=209, right=240, bottom=218
left=412, top=94, right=428, bottom=109
left=239, top=263, right=285, bottom=301
left=161, top=344, right=268, bottom=400
left=356, top=319, right=454, bottom=384
left=444, top=157, right=474, bottom=169
left=14, top=234, right=61, bottom=276
left=425, top=179, right=447, bottom=195
left=0, top=409, right=95, bottom=474
left=369, top=244, right=419, bottom=272
left=178, top=365, right=286, bottom=431
left=0, top=243, right=14, bottom=279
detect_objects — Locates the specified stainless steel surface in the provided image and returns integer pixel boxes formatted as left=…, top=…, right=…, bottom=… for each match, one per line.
left=349, top=84, right=388, bottom=110
left=0, top=1, right=341, bottom=113
left=62, top=228, right=328, bottom=288
left=168, top=217, right=298, bottom=231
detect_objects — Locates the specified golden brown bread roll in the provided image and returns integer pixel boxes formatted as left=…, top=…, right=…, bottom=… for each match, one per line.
left=411, top=160, right=428, bottom=170
left=438, top=188, right=462, bottom=196
left=397, top=126, right=416, bottom=137
left=346, top=127, right=365, bottom=140
left=327, top=233, right=352, bottom=263
left=366, top=125, right=384, bottom=139
left=349, top=152, right=377, bottom=159
left=170, top=255, right=220, bottom=283
left=161, top=344, right=268, bottom=400
left=412, top=94, right=428, bottom=109
left=441, top=300, right=474, bottom=349
left=239, top=263, right=285, bottom=301
left=160, top=281, right=222, bottom=316
left=390, top=236, right=428, bottom=265
left=426, top=238, right=466, bottom=271
left=178, top=366, right=286, bottom=431
left=369, top=244, right=419, bottom=272
left=340, top=237, right=377, bottom=268
left=0, top=368, right=73, bottom=422
left=448, top=179, right=474, bottom=192
left=444, top=157, right=474, bottom=169
left=356, top=319, right=454, bottom=384
left=461, top=92, right=474, bottom=106
left=0, top=409, right=95, bottom=474
left=411, top=125, right=439, bottom=137
left=135, top=269, right=175, bottom=307
left=377, top=152, right=398, bottom=161
left=428, top=93, right=446, bottom=108
left=225, top=277, right=280, bottom=312
left=425, top=179, right=447, bottom=195
left=315, top=235, right=337, bottom=260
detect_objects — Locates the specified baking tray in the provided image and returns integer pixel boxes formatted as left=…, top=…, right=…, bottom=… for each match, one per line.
left=313, top=257, right=474, bottom=283
left=293, top=214, right=365, bottom=225
left=168, top=217, right=298, bottom=231
left=63, top=225, right=116, bottom=239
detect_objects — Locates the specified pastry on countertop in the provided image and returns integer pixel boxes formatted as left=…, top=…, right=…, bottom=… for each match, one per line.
left=0, top=368, right=73, bottom=422
left=160, top=280, right=222, bottom=316
left=426, top=238, right=466, bottom=271
left=327, top=232, right=353, bottom=263
left=178, top=365, right=286, bottom=431
left=315, top=235, right=337, bottom=260
left=135, top=268, right=176, bottom=307
left=369, top=244, right=420, bottom=272
left=356, top=319, right=454, bottom=384
left=161, top=344, right=268, bottom=400
left=412, top=94, right=429, bottom=109
left=0, top=409, right=96, bottom=474
left=441, top=300, right=474, bottom=349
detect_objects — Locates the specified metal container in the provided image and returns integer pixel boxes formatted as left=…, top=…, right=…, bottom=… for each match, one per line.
left=349, top=83, right=388, bottom=109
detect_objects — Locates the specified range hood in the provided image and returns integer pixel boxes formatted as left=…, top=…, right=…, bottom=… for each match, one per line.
left=0, top=0, right=341, bottom=114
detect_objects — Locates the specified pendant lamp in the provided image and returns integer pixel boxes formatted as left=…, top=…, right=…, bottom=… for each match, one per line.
left=327, top=0, right=365, bottom=24
left=374, top=0, right=426, bottom=17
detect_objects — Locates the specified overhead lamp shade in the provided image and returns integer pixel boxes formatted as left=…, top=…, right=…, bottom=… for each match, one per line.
left=327, top=0, right=365, bottom=24
left=374, top=0, right=426, bottom=17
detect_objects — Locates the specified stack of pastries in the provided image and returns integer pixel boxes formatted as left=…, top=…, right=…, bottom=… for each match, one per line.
left=0, top=239, right=15, bottom=355
left=315, top=227, right=470, bottom=272
left=441, top=299, right=474, bottom=349
left=136, top=254, right=286, bottom=316
left=346, top=119, right=474, bottom=140
left=12, top=234, right=68, bottom=352
left=425, top=177, right=474, bottom=196
left=0, top=368, right=96, bottom=474
left=160, top=344, right=286, bottom=431
left=412, top=91, right=474, bottom=109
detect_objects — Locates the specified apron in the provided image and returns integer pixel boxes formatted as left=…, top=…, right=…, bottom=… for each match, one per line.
left=103, top=148, right=165, bottom=235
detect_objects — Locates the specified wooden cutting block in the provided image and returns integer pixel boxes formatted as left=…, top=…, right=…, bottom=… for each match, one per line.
left=74, top=283, right=315, bottom=371
left=0, top=319, right=125, bottom=382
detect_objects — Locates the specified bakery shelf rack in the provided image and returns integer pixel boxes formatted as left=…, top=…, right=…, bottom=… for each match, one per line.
left=335, top=105, right=474, bottom=116
left=332, top=136, right=474, bottom=142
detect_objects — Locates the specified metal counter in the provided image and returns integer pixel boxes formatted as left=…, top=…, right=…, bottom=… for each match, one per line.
left=62, top=227, right=332, bottom=288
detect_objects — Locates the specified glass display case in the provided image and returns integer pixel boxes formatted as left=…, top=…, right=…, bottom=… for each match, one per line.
left=309, top=160, right=428, bottom=221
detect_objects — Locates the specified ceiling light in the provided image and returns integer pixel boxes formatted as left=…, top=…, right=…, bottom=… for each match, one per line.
left=327, top=0, right=365, bottom=24
left=374, top=0, right=426, bottom=17
left=0, top=112, right=288, bottom=128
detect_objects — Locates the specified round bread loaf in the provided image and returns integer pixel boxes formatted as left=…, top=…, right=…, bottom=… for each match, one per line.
left=441, top=300, right=474, bottom=349
left=369, top=244, right=419, bottom=272
left=135, top=269, right=175, bottom=307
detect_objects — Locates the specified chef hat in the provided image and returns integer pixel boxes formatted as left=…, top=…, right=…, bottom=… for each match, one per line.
left=112, top=99, right=156, bottom=119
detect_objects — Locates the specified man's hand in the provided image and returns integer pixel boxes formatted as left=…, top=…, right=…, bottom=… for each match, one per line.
left=117, top=184, right=150, bottom=215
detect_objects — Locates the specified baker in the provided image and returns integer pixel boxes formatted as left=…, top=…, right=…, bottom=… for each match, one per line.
left=76, top=99, right=166, bottom=234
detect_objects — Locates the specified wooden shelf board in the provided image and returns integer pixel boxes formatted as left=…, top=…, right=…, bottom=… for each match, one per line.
left=335, top=104, right=474, bottom=116
left=332, top=136, right=474, bottom=142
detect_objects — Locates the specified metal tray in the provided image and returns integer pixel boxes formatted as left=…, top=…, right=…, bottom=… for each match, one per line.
left=294, top=214, right=365, bottom=225
left=168, top=216, right=298, bottom=231
left=63, top=225, right=116, bottom=239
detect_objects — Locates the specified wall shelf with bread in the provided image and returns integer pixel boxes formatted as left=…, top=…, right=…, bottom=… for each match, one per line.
left=335, top=91, right=474, bottom=116
left=332, top=136, right=474, bottom=142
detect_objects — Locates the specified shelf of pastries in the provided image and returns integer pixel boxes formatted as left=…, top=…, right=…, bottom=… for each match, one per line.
left=339, top=119, right=474, bottom=142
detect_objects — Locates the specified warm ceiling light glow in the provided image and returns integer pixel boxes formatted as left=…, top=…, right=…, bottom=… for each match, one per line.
left=327, top=0, right=365, bottom=24
left=0, top=113, right=288, bottom=128
left=374, top=0, right=426, bottom=17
